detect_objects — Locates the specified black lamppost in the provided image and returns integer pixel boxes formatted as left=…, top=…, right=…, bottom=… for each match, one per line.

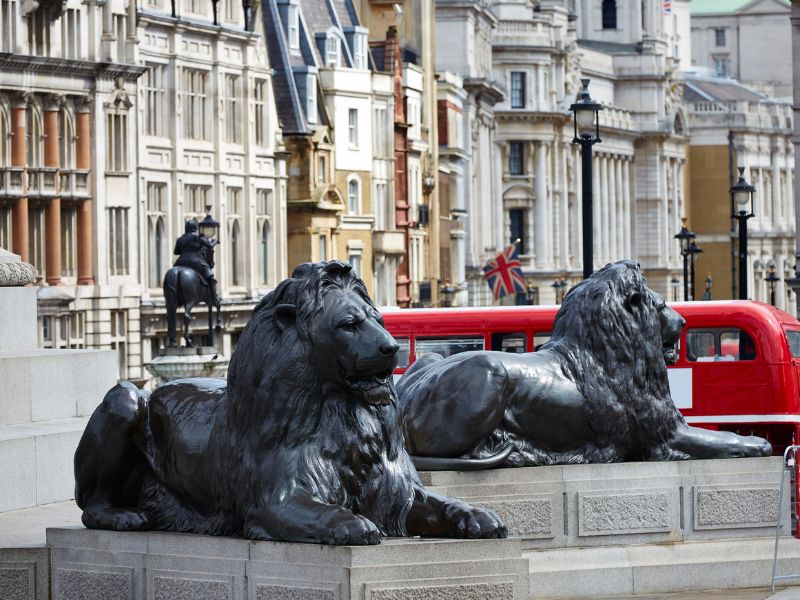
left=526, top=279, right=538, bottom=305
left=765, top=265, right=780, bottom=306
left=199, top=210, right=221, bottom=239
left=569, top=79, right=602, bottom=280
left=670, top=276, right=680, bottom=302
left=675, top=218, right=695, bottom=301
left=730, top=167, right=755, bottom=300
left=702, top=274, right=713, bottom=301
left=551, top=277, right=567, bottom=304
left=688, top=240, right=703, bottom=301
left=440, top=281, right=455, bottom=307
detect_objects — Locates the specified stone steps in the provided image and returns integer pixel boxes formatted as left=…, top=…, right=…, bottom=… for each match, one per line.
left=527, top=537, right=800, bottom=599
left=0, top=417, right=90, bottom=512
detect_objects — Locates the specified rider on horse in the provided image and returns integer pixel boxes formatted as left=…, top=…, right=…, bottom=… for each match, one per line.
left=174, top=219, right=219, bottom=303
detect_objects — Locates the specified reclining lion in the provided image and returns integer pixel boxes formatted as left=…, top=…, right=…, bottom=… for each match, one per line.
left=397, top=261, right=771, bottom=469
left=74, top=261, right=506, bottom=544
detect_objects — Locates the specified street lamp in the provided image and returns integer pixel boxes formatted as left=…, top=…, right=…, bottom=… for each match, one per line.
left=730, top=167, right=755, bottom=300
left=674, top=217, right=695, bottom=302
left=199, top=210, right=221, bottom=240
left=440, top=281, right=455, bottom=307
left=702, top=273, right=713, bottom=301
left=569, top=78, right=602, bottom=280
left=765, top=265, right=780, bottom=306
left=551, top=277, right=568, bottom=304
left=688, top=240, right=703, bottom=301
left=526, top=279, right=538, bottom=305
left=670, top=276, right=680, bottom=302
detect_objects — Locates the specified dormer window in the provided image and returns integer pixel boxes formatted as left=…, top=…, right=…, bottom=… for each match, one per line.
left=325, top=35, right=340, bottom=67
left=288, top=4, right=299, bottom=49
left=352, top=32, right=367, bottom=69
left=307, top=74, right=317, bottom=124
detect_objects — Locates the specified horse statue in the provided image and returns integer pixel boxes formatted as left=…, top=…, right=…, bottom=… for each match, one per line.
left=163, top=220, right=222, bottom=347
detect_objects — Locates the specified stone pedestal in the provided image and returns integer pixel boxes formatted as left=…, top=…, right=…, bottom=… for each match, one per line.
left=144, top=346, right=228, bottom=386
left=46, top=528, right=529, bottom=600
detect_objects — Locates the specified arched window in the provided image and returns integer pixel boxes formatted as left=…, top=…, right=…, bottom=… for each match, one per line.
left=348, top=178, right=359, bottom=214
left=258, top=220, right=269, bottom=285
left=229, top=219, right=241, bottom=286
left=148, top=216, right=165, bottom=288
left=58, top=108, right=75, bottom=169
left=26, top=104, right=43, bottom=167
left=602, top=0, right=617, bottom=29
left=0, top=104, right=9, bottom=167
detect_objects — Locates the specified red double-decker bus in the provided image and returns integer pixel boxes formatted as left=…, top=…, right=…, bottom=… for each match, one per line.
left=382, top=301, right=800, bottom=452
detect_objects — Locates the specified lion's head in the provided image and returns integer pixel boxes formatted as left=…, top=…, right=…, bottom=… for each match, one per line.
left=545, top=260, right=686, bottom=454
left=227, top=261, right=400, bottom=445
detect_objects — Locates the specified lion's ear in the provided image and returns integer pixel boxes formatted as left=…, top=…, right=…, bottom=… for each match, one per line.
left=627, top=291, right=642, bottom=309
left=274, top=303, right=297, bottom=332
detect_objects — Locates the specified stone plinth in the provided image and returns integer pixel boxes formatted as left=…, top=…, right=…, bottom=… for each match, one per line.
left=144, top=346, right=228, bottom=386
left=46, top=528, right=529, bottom=600
left=420, top=456, right=789, bottom=549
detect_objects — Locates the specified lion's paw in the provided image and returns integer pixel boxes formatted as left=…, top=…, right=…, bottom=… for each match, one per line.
left=82, top=505, right=150, bottom=531
left=325, top=514, right=382, bottom=546
left=443, top=501, right=507, bottom=539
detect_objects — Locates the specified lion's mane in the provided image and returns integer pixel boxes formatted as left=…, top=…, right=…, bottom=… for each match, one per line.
left=226, top=261, right=414, bottom=535
left=543, top=260, right=684, bottom=459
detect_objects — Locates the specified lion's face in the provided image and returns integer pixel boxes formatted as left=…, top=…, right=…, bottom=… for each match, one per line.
left=313, top=289, right=399, bottom=406
left=655, top=294, right=684, bottom=365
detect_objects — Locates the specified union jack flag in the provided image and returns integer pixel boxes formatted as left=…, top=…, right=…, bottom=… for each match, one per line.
left=483, top=243, right=527, bottom=300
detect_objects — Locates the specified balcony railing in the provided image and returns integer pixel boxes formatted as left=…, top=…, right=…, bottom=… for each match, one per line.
left=0, top=168, right=25, bottom=196
left=60, top=170, right=90, bottom=199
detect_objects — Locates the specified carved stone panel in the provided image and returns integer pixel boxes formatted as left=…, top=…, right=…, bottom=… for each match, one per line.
left=694, top=485, right=780, bottom=530
left=578, top=489, right=672, bottom=537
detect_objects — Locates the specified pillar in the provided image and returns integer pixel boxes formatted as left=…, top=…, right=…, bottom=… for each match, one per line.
left=622, top=158, right=631, bottom=257
left=10, top=101, right=28, bottom=262
left=76, top=106, right=94, bottom=284
left=592, top=154, right=601, bottom=268
left=601, top=155, right=611, bottom=263
left=534, top=141, right=547, bottom=268
left=614, top=156, right=624, bottom=260
left=44, top=103, right=61, bottom=285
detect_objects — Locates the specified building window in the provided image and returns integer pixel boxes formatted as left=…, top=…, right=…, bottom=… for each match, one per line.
left=714, top=56, right=728, bottom=77
left=223, top=73, right=241, bottom=143
left=373, top=106, right=388, bottom=157
left=510, top=72, right=525, bottom=108
left=509, top=208, right=525, bottom=255
left=147, top=182, right=167, bottom=288
left=325, top=34, right=340, bottom=67
left=184, top=184, right=210, bottom=219
left=348, top=178, right=359, bottom=214
left=58, top=109, right=75, bottom=169
left=306, top=74, right=317, bottom=124
left=107, top=207, right=129, bottom=276
left=223, top=0, right=239, bottom=23
left=0, top=204, right=11, bottom=249
left=318, top=155, right=326, bottom=182
left=352, top=32, right=367, bottom=69
left=288, top=4, right=299, bottom=48
left=318, top=235, right=326, bottom=261
left=508, top=142, right=524, bottom=175
left=182, top=69, right=210, bottom=140
left=229, top=219, right=242, bottom=286
left=714, top=28, right=725, bottom=47
left=348, top=108, right=358, bottom=147
left=143, top=63, right=167, bottom=136
left=106, top=112, right=128, bottom=172
left=253, top=78, right=269, bottom=146
left=61, top=8, right=81, bottom=59
left=185, top=0, right=207, bottom=16
left=258, top=220, right=269, bottom=285
left=61, top=205, right=77, bottom=277
left=110, top=310, right=128, bottom=379
left=1, top=0, right=17, bottom=53
left=28, top=205, right=45, bottom=276
left=601, top=0, right=616, bottom=29
left=348, top=253, right=361, bottom=276
left=26, top=106, right=42, bottom=167
left=27, top=7, right=51, bottom=56
left=114, top=13, right=125, bottom=62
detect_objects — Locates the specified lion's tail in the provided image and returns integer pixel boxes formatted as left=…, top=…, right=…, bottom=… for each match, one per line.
left=410, top=446, right=513, bottom=471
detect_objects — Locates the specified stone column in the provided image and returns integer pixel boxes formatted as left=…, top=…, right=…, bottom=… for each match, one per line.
left=592, top=154, right=601, bottom=269
left=614, top=156, right=623, bottom=260
left=76, top=105, right=94, bottom=284
left=601, top=155, right=611, bottom=263
left=622, top=157, right=631, bottom=258
left=534, top=141, right=547, bottom=268
left=608, top=156, right=617, bottom=261
left=772, top=147, right=781, bottom=226
left=10, top=100, right=28, bottom=262
left=44, top=101, right=61, bottom=285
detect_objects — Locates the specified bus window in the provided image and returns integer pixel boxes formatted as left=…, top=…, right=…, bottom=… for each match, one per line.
left=786, top=330, right=800, bottom=358
left=415, top=336, right=484, bottom=359
left=491, top=332, right=526, bottom=353
left=686, top=328, right=756, bottom=362
left=534, top=332, right=551, bottom=351
left=395, top=337, right=410, bottom=368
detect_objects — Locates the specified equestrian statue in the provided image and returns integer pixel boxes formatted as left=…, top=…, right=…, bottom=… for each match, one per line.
left=163, top=219, right=222, bottom=347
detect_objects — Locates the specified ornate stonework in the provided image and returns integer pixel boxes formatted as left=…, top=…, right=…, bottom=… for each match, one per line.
left=0, top=248, right=36, bottom=286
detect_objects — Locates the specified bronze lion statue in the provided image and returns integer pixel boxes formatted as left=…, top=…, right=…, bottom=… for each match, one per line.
left=397, top=260, right=771, bottom=469
left=74, top=261, right=506, bottom=544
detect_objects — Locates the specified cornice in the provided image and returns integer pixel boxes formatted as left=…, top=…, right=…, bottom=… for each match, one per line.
left=0, top=53, right=147, bottom=80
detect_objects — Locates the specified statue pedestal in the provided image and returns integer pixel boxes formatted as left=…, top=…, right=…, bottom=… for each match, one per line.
left=46, top=528, right=529, bottom=600
left=144, top=346, right=228, bottom=386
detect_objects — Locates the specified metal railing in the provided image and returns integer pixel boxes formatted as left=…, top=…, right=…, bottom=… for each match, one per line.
left=771, top=444, right=800, bottom=591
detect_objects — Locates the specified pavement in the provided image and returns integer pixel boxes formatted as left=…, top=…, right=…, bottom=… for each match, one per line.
left=4, top=502, right=800, bottom=599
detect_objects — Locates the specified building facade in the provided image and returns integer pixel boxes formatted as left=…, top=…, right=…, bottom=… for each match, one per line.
left=685, top=75, right=795, bottom=311
left=0, top=0, right=145, bottom=379
left=136, top=0, right=288, bottom=366
left=690, top=0, right=792, bottom=98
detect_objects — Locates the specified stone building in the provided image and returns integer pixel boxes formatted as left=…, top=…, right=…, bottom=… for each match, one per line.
left=684, top=75, right=795, bottom=311
left=135, top=0, right=288, bottom=364
left=0, top=0, right=145, bottom=379
left=263, top=0, right=401, bottom=303
left=690, top=0, right=792, bottom=98
left=484, top=0, right=690, bottom=305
